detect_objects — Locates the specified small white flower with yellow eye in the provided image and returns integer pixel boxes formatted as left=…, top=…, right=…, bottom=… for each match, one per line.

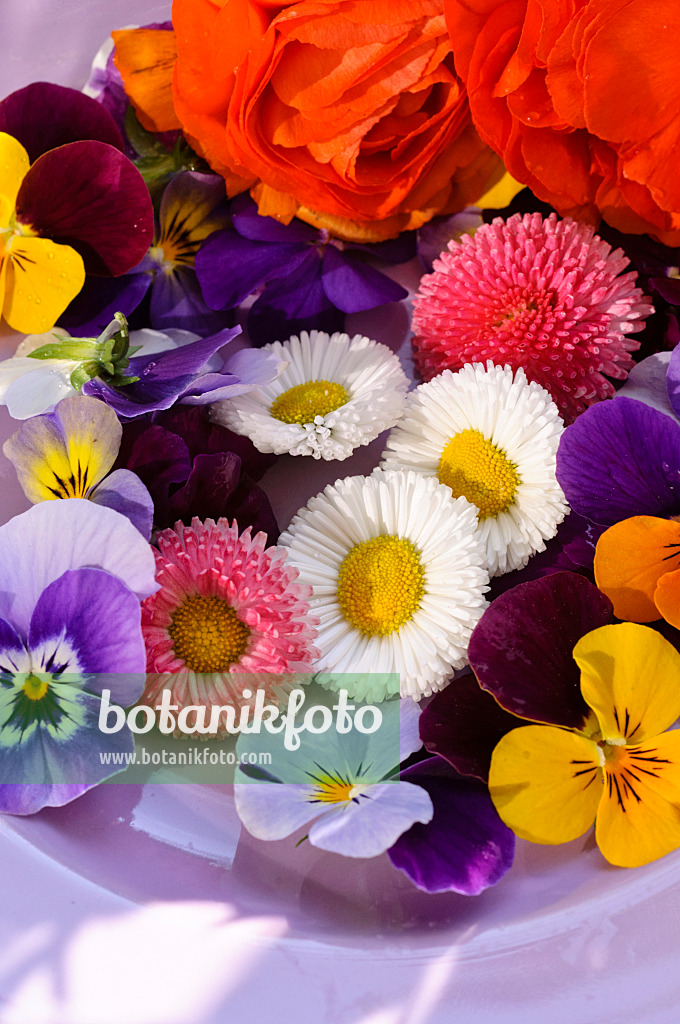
left=212, top=329, right=409, bottom=460
left=380, top=362, right=568, bottom=576
left=279, top=469, right=489, bottom=701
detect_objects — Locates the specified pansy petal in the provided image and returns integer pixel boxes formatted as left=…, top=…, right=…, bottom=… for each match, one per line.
left=91, top=469, right=154, bottom=540
left=556, top=398, right=680, bottom=523
left=0, top=783, right=92, bottom=815
left=3, top=394, right=121, bottom=503
left=468, top=572, right=612, bottom=729
left=29, top=568, right=145, bottom=690
left=231, top=195, right=319, bottom=244
left=595, top=730, right=680, bottom=867
left=3, top=235, right=85, bottom=335
left=488, top=725, right=602, bottom=845
left=234, top=781, right=322, bottom=840
left=594, top=516, right=680, bottom=622
left=0, top=617, right=25, bottom=670
left=0, top=132, right=29, bottom=211
left=653, top=567, right=680, bottom=630
left=60, top=270, right=152, bottom=335
left=419, top=671, right=520, bottom=781
left=321, top=246, right=407, bottom=313
left=149, top=266, right=231, bottom=336
left=667, top=344, right=680, bottom=421
left=15, top=141, right=153, bottom=275
left=0, top=499, right=157, bottom=635
left=388, top=757, right=515, bottom=894
left=616, top=351, right=676, bottom=420
left=574, top=623, right=680, bottom=743
left=4, top=363, right=76, bottom=420
left=308, top=780, right=433, bottom=858
left=0, top=83, right=124, bottom=162
left=196, top=230, right=308, bottom=309
left=157, top=171, right=228, bottom=261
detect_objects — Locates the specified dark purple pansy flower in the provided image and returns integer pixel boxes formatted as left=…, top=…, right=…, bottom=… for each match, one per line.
left=82, top=325, right=279, bottom=418
left=419, top=573, right=614, bottom=783
left=116, top=406, right=279, bottom=538
left=195, top=194, right=414, bottom=346
left=556, top=396, right=680, bottom=524
left=62, top=171, right=232, bottom=337
left=387, top=756, right=515, bottom=895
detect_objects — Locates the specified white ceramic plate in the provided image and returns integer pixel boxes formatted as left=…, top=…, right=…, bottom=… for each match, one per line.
left=0, top=4, right=679, bottom=1022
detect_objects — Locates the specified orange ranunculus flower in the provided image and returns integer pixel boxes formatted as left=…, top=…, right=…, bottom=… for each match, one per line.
left=163, top=0, right=504, bottom=241
left=444, top=0, right=680, bottom=245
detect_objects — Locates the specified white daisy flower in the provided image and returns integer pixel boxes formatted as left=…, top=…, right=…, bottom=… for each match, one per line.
left=380, top=362, right=568, bottom=576
left=279, top=470, right=489, bottom=701
left=212, top=330, right=409, bottom=460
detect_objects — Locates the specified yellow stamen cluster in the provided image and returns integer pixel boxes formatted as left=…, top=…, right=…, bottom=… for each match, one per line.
left=437, top=428, right=520, bottom=519
left=270, top=379, right=349, bottom=424
left=310, top=774, right=357, bottom=804
left=169, top=594, right=250, bottom=673
left=337, top=534, right=424, bottom=636
left=23, top=674, right=49, bottom=702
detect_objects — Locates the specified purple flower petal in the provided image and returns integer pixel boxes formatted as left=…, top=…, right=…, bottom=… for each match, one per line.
left=321, top=246, right=407, bottom=313
left=28, top=568, right=145, bottom=688
left=150, top=265, right=233, bottom=336
left=16, top=141, right=153, bottom=275
left=117, top=423, right=191, bottom=505
left=468, top=572, right=613, bottom=729
left=60, top=270, right=152, bottom=334
left=248, top=250, right=344, bottom=346
left=0, top=618, right=24, bottom=661
left=196, top=229, right=309, bottom=309
left=388, top=757, right=515, bottom=895
left=556, top=396, right=680, bottom=523
left=231, top=194, right=319, bottom=244
left=0, top=82, right=124, bottom=162
left=419, top=672, right=520, bottom=782
left=148, top=406, right=275, bottom=478
left=83, top=326, right=241, bottom=417
left=0, top=783, right=93, bottom=816
left=91, top=468, right=154, bottom=539
left=0, top=500, right=157, bottom=636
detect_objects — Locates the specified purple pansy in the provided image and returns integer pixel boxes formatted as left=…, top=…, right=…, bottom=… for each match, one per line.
left=387, top=756, right=515, bottom=895
left=116, top=405, right=279, bottom=537
left=556, top=396, right=680, bottom=523
left=0, top=500, right=157, bottom=815
left=82, top=325, right=280, bottom=418
left=62, top=172, right=233, bottom=337
left=419, top=573, right=614, bottom=781
left=195, top=194, right=414, bottom=346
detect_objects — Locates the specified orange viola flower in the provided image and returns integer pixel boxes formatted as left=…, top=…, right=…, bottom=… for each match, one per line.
left=594, top=516, right=680, bottom=630
left=117, top=1, right=507, bottom=242
left=444, top=0, right=680, bottom=245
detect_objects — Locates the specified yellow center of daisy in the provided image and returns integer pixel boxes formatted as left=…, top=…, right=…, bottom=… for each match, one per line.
left=437, top=428, right=520, bottom=519
left=270, top=380, right=349, bottom=424
left=22, top=674, right=49, bottom=702
left=169, top=594, right=250, bottom=673
left=336, top=535, right=424, bottom=636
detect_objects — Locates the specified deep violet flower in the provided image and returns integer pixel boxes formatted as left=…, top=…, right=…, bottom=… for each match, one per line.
left=0, top=499, right=157, bottom=814
left=116, top=405, right=279, bottom=538
left=412, top=212, right=653, bottom=423
left=195, top=194, right=414, bottom=346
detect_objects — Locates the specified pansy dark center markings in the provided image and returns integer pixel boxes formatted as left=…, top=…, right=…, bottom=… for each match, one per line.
left=437, top=428, right=520, bottom=519
left=270, top=380, right=350, bottom=424
left=305, top=767, right=370, bottom=805
left=337, top=534, right=425, bottom=637
left=169, top=593, right=250, bottom=673
left=22, top=673, right=49, bottom=702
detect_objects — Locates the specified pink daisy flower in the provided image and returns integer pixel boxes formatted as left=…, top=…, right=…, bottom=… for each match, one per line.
left=411, top=212, right=653, bottom=422
left=140, top=518, right=318, bottom=733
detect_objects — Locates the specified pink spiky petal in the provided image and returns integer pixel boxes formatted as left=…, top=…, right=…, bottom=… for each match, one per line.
left=412, top=212, right=654, bottom=422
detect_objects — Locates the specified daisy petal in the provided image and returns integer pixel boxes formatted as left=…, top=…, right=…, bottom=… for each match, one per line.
left=488, top=725, right=602, bottom=845
left=574, top=623, right=680, bottom=743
